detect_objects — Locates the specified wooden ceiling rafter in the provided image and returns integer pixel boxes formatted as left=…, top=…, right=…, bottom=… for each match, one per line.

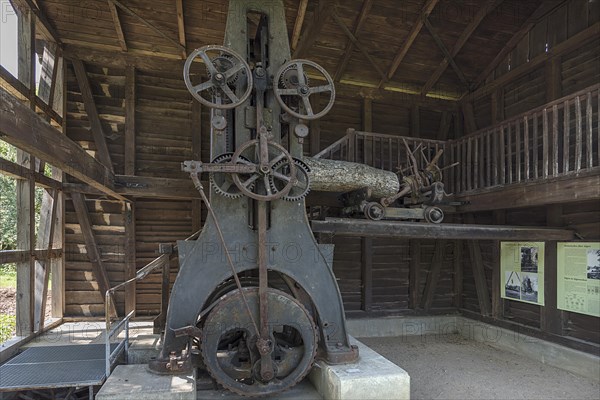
left=333, top=0, right=374, bottom=82
left=378, top=0, right=440, bottom=89
left=292, top=0, right=335, bottom=58
left=472, top=0, right=566, bottom=90
left=109, top=0, right=185, bottom=53
left=423, top=17, right=470, bottom=91
left=107, top=0, right=128, bottom=51
left=21, top=0, right=62, bottom=45
left=290, top=0, right=309, bottom=51
left=175, top=0, right=187, bottom=59
left=331, top=11, right=386, bottom=83
left=421, top=0, right=504, bottom=95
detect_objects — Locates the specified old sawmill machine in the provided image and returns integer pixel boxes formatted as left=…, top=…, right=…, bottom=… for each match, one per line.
left=148, top=0, right=360, bottom=396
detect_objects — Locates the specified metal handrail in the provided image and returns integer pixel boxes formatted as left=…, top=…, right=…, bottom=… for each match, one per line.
left=103, top=230, right=200, bottom=377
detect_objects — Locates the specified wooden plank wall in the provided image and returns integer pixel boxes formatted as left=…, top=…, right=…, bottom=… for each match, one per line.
left=461, top=199, right=600, bottom=350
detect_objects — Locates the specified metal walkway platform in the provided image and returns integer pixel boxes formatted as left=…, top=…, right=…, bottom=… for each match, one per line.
left=0, top=343, right=117, bottom=392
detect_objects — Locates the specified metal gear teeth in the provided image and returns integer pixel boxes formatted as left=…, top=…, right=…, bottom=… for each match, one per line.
left=278, top=64, right=309, bottom=89
left=206, top=54, right=240, bottom=85
left=209, top=153, right=253, bottom=199
left=270, top=158, right=311, bottom=202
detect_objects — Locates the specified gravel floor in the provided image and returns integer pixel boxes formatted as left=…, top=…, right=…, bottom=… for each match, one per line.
left=358, top=335, right=600, bottom=400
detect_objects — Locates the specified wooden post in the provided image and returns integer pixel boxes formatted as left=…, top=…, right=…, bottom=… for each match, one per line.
left=541, top=204, right=564, bottom=334
left=468, top=239, right=492, bottom=316
left=420, top=240, right=446, bottom=311
left=462, top=102, right=477, bottom=134
left=409, top=240, right=420, bottom=309
left=491, top=210, right=505, bottom=319
left=124, top=202, right=136, bottom=315
left=545, top=57, right=562, bottom=102
left=124, top=65, right=136, bottom=176
left=361, top=237, right=373, bottom=312
left=453, top=240, right=462, bottom=309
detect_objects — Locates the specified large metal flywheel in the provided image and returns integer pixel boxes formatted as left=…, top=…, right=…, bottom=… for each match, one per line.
left=200, top=288, right=318, bottom=396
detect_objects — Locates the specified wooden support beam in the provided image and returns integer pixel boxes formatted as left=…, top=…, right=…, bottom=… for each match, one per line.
left=541, top=204, right=565, bottom=335
left=124, top=66, right=136, bottom=175
left=545, top=56, right=562, bottom=102
left=0, top=86, right=125, bottom=201
left=110, top=0, right=185, bottom=52
left=452, top=240, right=462, bottom=308
left=420, top=240, right=446, bottom=311
left=291, top=0, right=309, bottom=51
left=360, top=237, right=373, bottom=312
left=468, top=240, right=491, bottom=316
left=50, top=169, right=65, bottom=319
left=421, top=0, right=504, bottom=95
left=72, top=59, right=114, bottom=172
left=71, top=193, right=117, bottom=316
left=20, top=0, right=62, bottom=45
left=409, top=240, right=421, bottom=309
left=491, top=210, right=505, bottom=319
left=108, top=0, right=127, bottom=51
left=0, top=249, right=62, bottom=265
left=38, top=42, right=58, bottom=106
left=332, top=12, right=386, bottom=83
left=310, top=94, right=322, bottom=155
left=0, top=157, right=62, bottom=189
left=333, top=0, right=374, bottom=82
left=124, top=202, right=136, bottom=315
left=472, top=1, right=576, bottom=90
left=175, top=0, right=187, bottom=58
left=312, top=218, right=575, bottom=241
left=379, top=0, right=439, bottom=88
left=422, top=18, right=470, bottom=91
left=293, top=0, right=334, bottom=58
left=113, top=175, right=198, bottom=199
left=15, top=151, right=33, bottom=336
left=33, top=184, right=59, bottom=331
left=490, top=88, right=504, bottom=124
left=437, top=111, right=452, bottom=140
left=462, top=101, right=477, bottom=134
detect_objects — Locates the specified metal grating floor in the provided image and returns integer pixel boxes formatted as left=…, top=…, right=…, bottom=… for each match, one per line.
left=0, top=344, right=117, bottom=391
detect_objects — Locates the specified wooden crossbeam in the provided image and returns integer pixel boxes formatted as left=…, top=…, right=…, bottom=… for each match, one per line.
left=420, top=240, right=446, bottom=311
left=334, top=0, right=373, bottom=82
left=421, top=0, right=504, bottom=95
left=473, top=1, right=564, bottom=89
left=293, top=0, right=335, bottom=58
left=110, top=0, right=184, bottom=52
left=0, top=157, right=62, bottom=189
left=72, top=59, right=114, bottom=172
left=423, top=18, right=470, bottom=90
left=291, top=0, right=309, bottom=51
left=175, top=0, right=187, bottom=58
left=71, top=192, right=117, bottom=316
left=0, top=249, right=62, bottom=265
left=0, top=86, right=125, bottom=201
left=378, top=0, right=439, bottom=88
left=332, top=12, right=386, bottom=82
left=108, top=0, right=127, bottom=51
left=311, top=218, right=575, bottom=241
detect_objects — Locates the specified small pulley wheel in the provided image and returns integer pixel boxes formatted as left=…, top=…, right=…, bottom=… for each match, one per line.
left=273, top=60, right=335, bottom=120
left=231, top=140, right=296, bottom=201
left=424, top=206, right=444, bottom=224
left=364, top=202, right=385, bottom=221
left=183, top=45, right=253, bottom=109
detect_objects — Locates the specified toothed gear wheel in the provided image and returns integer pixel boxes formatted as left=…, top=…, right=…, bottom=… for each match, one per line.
left=278, top=64, right=309, bottom=89
left=206, top=55, right=240, bottom=85
left=210, top=153, right=253, bottom=199
left=270, top=158, right=311, bottom=201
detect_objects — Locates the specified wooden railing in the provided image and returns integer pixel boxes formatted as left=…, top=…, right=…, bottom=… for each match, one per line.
left=314, top=129, right=448, bottom=172
left=315, top=84, right=599, bottom=195
left=447, top=84, right=599, bottom=194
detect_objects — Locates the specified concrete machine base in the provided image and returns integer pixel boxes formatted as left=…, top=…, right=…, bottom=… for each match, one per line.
left=96, top=364, right=196, bottom=400
left=104, top=334, right=410, bottom=400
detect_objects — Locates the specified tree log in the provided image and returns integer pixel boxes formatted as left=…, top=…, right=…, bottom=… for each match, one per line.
left=304, top=157, right=399, bottom=198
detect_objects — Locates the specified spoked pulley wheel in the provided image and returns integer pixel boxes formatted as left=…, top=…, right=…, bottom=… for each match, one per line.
left=200, top=288, right=318, bottom=397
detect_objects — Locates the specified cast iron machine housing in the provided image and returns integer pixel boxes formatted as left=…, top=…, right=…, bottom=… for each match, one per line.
left=148, top=0, right=359, bottom=396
